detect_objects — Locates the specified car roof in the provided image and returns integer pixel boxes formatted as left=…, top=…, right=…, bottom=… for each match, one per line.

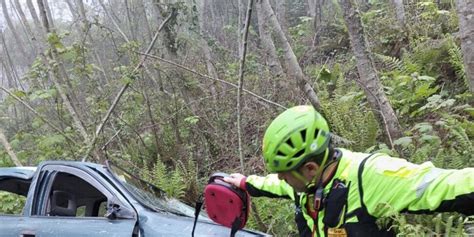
left=0, top=161, right=108, bottom=180
left=0, top=166, right=37, bottom=180
left=37, top=160, right=106, bottom=170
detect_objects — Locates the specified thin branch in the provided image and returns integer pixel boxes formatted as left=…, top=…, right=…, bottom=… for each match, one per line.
left=97, top=0, right=130, bottom=42
left=0, top=85, right=78, bottom=145
left=237, top=0, right=254, bottom=173
left=100, top=128, right=122, bottom=151
left=135, top=51, right=286, bottom=110
left=82, top=11, right=174, bottom=161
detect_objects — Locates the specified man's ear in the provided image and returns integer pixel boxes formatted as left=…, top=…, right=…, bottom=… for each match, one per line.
left=302, top=161, right=320, bottom=177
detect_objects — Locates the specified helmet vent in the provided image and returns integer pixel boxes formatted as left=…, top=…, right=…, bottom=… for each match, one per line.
left=293, top=148, right=305, bottom=158
left=286, top=161, right=293, bottom=167
left=285, top=137, right=294, bottom=148
left=314, top=129, right=320, bottom=139
left=277, top=150, right=286, bottom=156
left=300, top=129, right=307, bottom=142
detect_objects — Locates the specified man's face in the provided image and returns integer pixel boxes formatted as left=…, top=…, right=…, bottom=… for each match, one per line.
left=277, top=170, right=308, bottom=192
left=277, top=162, right=320, bottom=192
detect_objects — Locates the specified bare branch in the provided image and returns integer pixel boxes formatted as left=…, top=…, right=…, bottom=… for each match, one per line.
left=237, top=0, right=254, bottom=173
left=82, top=12, right=175, bottom=161
left=0, top=85, right=78, bottom=145
left=135, top=51, right=286, bottom=110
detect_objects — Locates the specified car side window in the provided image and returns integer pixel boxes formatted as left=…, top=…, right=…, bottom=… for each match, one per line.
left=45, top=172, right=108, bottom=218
left=0, top=177, right=30, bottom=215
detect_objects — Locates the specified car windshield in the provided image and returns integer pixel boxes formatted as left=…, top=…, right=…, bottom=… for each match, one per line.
left=106, top=161, right=207, bottom=219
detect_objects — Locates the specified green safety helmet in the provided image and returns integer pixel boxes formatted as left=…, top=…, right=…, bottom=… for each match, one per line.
left=262, top=105, right=330, bottom=173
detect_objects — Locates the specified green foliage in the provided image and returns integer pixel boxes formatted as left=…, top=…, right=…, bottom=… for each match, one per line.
left=141, top=157, right=198, bottom=202
left=246, top=197, right=297, bottom=236
left=384, top=211, right=470, bottom=236
left=446, top=37, right=468, bottom=88
left=0, top=191, right=26, bottom=215
left=288, top=16, right=315, bottom=58
left=314, top=64, right=379, bottom=151
left=362, top=4, right=406, bottom=55
left=405, top=1, right=458, bottom=42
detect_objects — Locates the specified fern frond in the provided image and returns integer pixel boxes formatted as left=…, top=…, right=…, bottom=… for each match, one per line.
left=447, top=39, right=467, bottom=87
left=374, top=53, right=407, bottom=73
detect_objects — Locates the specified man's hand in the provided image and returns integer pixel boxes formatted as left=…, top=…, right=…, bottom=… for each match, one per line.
left=223, top=173, right=246, bottom=188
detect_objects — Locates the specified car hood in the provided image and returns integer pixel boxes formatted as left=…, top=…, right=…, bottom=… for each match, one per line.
left=138, top=209, right=269, bottom=236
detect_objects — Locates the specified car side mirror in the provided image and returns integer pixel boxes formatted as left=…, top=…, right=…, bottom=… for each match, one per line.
left=105, top=198, right=135, bottom=220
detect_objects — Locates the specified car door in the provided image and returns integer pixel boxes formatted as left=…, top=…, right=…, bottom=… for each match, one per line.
left=0, top=167, right=35, bottom=237
left=23, top=165, right=137, bottom=237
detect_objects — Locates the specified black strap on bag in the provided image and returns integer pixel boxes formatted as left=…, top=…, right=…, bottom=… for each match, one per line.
left=192, top=195, right=203, bottom=237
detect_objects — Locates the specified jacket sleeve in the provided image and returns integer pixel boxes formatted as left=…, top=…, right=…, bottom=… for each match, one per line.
left=243, top=174, right=295, bottom=200
left=361, top=155, right=474, bottom=217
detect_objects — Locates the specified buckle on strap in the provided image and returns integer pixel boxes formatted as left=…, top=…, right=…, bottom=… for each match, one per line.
left=314, top=187, right=324, bottom=210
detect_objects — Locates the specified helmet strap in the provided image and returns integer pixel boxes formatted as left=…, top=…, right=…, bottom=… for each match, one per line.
left=290, top=170, right=310, bottom=187
left=305, top=148, right=329, bottom=191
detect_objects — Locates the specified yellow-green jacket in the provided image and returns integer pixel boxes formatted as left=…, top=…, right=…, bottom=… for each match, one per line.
left=242, top=148, right=474, bottom=237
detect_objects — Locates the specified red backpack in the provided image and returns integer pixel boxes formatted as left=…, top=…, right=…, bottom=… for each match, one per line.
left=192, top=172, right=251, bottom=237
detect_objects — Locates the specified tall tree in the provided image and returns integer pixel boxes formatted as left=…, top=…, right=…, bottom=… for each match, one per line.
left=198, top=0, right=219, bottom=100
left=13, top=0, right=38, bottom=54
left=273, top=0, right=288, bottom=34
left=1, top=0, right=29, bottom=58
left=256, top=0, right=285, bottom=82
left=37, top=0, right=93, bottom=155
left=391, top=0, right=405, bottom=27
left=340, top=0, right=402, bottom=146
left=71, top=0, right=111, bottom=85
left=456, top=0, right=474, bottom=92
left=238, top=0, right=246, bottom=56
left=307, top=0, right=324, bottom=45
left=237, top=0, right=254, bottom=172
left=137, top=0, right=153, bottom=42
left=26, top=0, right=41, bottom=27
left=258, top=0, right=322, bottom=109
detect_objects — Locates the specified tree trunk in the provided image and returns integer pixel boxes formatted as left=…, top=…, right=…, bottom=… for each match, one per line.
left=124, top=0, right=136, bottom=41
left=26, top=0, right=42, bottom=27
left=0, top=31, right=24, bottom=90
left=456, top=0, right=474, bottom=92
left=0, top=128, right=23, bottom=167
left=256, top=0, right=285, bottom=81
left=137, top=0, right=153, bottom=42
left=238, top=0, right=245, bottom=56
left=13, top=0, right=38, bottom=54
left=340, top=0, right=402, bottom=146
left=391, top=0, right=405, bottom=27
left=43, top=0, right=55, bottom=29
left=199, top=0, right=219, bottom=99
left=237, top=0, right=254, bottom=173
left=73, top=0, right=111, bottom=86
left=305, top=0, right=325, bottom=47
left=258, top=0, right=322, bottom=110
left=37, top=0, right=92, bottom=147
left=1, top=0, right=29, bottom=58
left=273, top=0, right=289, bottom=38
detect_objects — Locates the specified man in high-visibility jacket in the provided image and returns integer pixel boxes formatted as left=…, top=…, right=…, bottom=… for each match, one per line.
left=223, top=105, right=474, bottom=237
